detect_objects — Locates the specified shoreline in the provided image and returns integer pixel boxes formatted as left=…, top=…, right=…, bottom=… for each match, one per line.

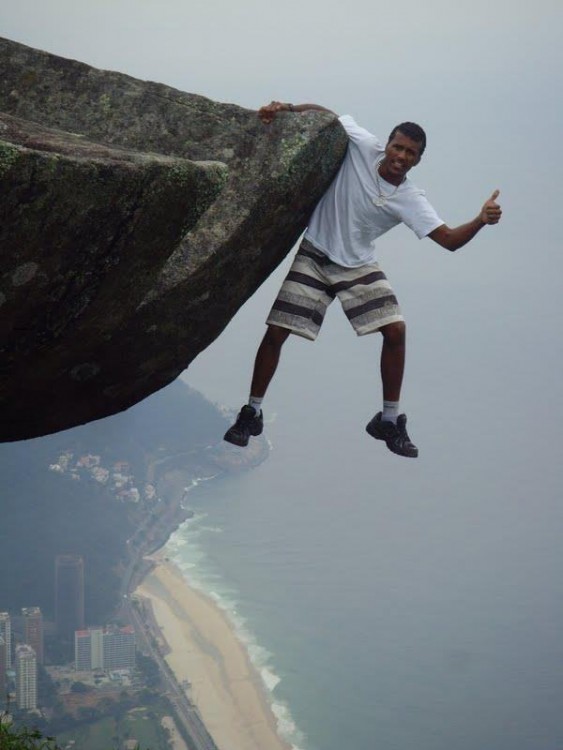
left=134, top=549, right=295, bottom=750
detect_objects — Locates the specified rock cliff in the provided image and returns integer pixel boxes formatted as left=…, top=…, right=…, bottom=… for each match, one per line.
left=0, top=37, right=347, bottom=441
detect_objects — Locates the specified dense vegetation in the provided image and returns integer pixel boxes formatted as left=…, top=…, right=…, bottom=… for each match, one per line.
left=0, top=723, right=61, bottom=750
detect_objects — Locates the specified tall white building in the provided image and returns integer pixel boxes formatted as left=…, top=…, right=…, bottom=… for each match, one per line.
left=16, top=644, right=37, bottom=710
left=0, top=613, right=11, bottom=670
left=103, top=625, right=136, bottom=670
left=75, top=627, right=104, bottom=671
left=75, top=625, right=135, bottom=671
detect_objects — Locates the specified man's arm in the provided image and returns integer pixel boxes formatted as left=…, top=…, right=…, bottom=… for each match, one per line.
left=258, top=101, right=335, bottom=124
left=429, top=190, right=502, bottom=251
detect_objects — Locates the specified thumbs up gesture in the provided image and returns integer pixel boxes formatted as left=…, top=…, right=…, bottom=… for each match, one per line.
left=480, top=189, right=502, bottom=225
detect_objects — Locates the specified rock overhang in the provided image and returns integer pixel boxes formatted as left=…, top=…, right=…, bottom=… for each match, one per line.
left=0, top=37, right=348, bottom=441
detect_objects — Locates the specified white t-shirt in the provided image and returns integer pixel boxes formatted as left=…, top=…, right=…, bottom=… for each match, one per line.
left=304, top=115, right=444, bottom=267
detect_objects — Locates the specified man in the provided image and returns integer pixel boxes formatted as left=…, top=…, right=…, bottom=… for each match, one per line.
left=224, top=101, right=502, bottom=458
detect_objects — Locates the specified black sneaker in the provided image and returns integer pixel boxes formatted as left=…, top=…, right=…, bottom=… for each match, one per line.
left=365, top=412, right=418, bottom=458
left=223, top=405, right=264, bottom=447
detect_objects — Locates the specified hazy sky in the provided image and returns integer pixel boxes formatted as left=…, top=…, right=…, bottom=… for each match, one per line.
left=3, top=0, right=563, bottom=470
left=4, top=0, right=562, bottom=283
left=3, top=0, right=562, bottom=449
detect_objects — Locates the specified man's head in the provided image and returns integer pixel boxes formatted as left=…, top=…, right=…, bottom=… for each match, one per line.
left=379, top=122, right=427, bottom=185
left=388, top=122, right=426, bottom=157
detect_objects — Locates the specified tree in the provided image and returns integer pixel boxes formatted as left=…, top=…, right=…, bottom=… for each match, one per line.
left=70, top=681, right=91, bottom=694
left=76, top=706, right=99, bottom=722
left=0, top=722, right=61, bottom=750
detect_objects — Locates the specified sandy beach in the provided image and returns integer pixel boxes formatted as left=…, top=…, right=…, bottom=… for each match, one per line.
left=135, top=554, right=293, bottom=750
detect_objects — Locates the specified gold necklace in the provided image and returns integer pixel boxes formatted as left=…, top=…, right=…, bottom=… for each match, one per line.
left=373, top=158, right=403, bottom=207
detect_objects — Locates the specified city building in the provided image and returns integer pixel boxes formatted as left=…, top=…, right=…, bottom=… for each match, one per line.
left=0, top=635, right=6, bottom=696
left=15, top=644, right=37, bottom=710
left=55, top=554, right=85, bottom=638
left=103, top=625, right=135, bottom=670
left=22, top=607, right=43, bottom=665
left=75, top=625, right=135, bottom=671
left=0, top=613, right=11, bottom=670
left=75, top=627, right=104, bottom=671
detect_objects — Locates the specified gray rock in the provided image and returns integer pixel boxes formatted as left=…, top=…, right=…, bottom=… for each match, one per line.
left=0, top=37, right=347, bottom=441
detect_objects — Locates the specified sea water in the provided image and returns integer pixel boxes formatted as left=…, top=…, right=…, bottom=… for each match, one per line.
left=165, top=410, right=563, bottom=750
left=169, top=262, right=563, bottom=750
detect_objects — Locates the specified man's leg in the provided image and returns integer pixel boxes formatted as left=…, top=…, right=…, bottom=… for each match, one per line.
left=224, top=325, right=291, bottom=446
left=380, top=321, right=405, bottom=406
left=366, top=321, right=418, bottom=458
left=250, top=325, right=292, bottom=398
left=225, top=238, right=330, bottom=446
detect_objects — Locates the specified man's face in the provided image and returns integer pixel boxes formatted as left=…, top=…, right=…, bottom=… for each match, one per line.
left=380, top=131, right=423, bottom=183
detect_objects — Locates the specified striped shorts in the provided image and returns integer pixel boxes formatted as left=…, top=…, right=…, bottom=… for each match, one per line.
left=266, top=239, right=404, bottom=341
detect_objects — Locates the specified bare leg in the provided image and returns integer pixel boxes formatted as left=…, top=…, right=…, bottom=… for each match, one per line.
left=250, top=324, right=291, bottom=398
left=224, top=325, right=292, bottom=446
left=379, top=321, right=406, bottom=402
left=366, top=320, right=417, bottom=456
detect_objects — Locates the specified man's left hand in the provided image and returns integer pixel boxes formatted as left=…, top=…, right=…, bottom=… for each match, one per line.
left=258, top=101, right=289, bottom=124
left=480, top=189, right=502, bottom=225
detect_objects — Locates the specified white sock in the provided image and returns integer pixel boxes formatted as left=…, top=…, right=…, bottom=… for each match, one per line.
left=382, top=400, right=399, bottom=424
left=248, top=396, right=263, bottom=415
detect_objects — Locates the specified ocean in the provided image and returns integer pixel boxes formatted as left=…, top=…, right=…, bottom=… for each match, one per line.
left=165, top=415, right=563, bottom=750
left=170, top=257, right=563, bottom=750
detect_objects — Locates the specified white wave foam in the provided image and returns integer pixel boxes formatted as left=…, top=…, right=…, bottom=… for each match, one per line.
left=168, top=536, right=187, bottom=548
left=247, top=641, right=272, bottom=664
left=272, top=702, right=307, bottom=750
left=182, top=474, right=219, bottom=496
left=261, top=666, right=281, bottom=691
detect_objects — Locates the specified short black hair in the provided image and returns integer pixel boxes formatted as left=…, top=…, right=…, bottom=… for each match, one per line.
left=388, top=122, right=426, bottom=156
